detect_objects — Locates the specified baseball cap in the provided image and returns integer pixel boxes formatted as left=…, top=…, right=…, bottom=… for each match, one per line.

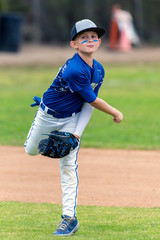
left=71, top=19, right=105, bottom=40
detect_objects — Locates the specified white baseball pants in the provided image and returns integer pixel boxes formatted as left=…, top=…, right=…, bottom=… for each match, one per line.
left=24, top=107, right=80, bottom=217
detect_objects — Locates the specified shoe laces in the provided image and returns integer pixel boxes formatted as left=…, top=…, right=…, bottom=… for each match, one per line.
left=57, top=216, right=73, bottom=231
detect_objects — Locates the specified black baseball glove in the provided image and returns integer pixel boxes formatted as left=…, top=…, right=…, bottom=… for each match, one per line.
left=38, top=130, right=79, bottom=158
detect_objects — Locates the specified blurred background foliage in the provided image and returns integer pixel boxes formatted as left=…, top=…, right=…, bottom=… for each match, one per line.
left=0, top=0, right=160, bottom=44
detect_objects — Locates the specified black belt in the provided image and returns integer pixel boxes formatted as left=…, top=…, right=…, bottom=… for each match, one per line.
left=40, top=103, right=79, bottom=119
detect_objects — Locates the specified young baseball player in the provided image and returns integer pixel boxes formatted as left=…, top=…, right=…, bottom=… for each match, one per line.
left=24, top=19, right=123, bottom=237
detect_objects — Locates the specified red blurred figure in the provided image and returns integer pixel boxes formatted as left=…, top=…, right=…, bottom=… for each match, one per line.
left=109, top=4, right=140, bottom=51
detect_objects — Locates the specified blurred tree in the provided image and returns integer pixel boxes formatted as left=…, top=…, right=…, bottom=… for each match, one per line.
left=143, top=0, right=160, bottom=43
left=0, top=0, right=159, bottom=44
left=0, top=0, right=26, bottom=12
left=85, top=0, right=93, bottom=19
left=133, top=0, right=143, bottom=39
left=32, top=0, right=41, bottom=43
left=0, top=0, right=9, bottom=12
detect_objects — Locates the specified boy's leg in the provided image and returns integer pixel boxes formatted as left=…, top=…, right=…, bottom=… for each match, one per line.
left=24, top=108, right=60, bottom=155
left=54, top=114, right=80, bottom=236
left=59, top=113, right=80, bottom=217
left=60, top=145, right=80, bottom=217
left=25, top=109, right=80, bottom=235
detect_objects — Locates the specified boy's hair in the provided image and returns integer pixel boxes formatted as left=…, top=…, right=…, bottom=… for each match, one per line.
left=71, top=19, right=105, bottom=40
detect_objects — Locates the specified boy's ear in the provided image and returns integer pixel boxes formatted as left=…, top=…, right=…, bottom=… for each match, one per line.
left=98, top=38, right=101, bottom=46
left=70, top=41, right=78, bottom=50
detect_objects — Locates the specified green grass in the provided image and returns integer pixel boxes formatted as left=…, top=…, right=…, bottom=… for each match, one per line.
left=0, top=202, right=160, bottom=240
left=83, top=64, right=160, bottom=149
left=0, top=64, right=160, bottom=149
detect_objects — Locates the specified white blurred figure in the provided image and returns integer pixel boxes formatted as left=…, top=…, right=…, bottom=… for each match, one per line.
left=109, top=4, right=140, bottom=51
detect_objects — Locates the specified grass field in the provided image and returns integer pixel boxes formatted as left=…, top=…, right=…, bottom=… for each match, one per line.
left=0, top=64, right=160, bottom=239
left=0, top=64, right=160, bottom=149
left=0, top=202, right=160, bottom=240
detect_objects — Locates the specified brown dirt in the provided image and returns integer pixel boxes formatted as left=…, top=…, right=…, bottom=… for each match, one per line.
left=0, top=146, right=160, bottom=207
left=0, top=44, right=160, bottom=67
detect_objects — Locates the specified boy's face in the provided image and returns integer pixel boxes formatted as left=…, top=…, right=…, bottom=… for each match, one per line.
left=70, top=31, right=101, bottom=54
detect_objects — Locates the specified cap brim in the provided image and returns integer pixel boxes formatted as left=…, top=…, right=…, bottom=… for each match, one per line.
left=72, top=27, right=105, bottom=40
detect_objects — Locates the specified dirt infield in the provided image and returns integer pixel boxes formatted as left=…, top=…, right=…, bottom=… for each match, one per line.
left=0, top=44, right=160, bottom=67
left=0, top=146, right=160, bottom=208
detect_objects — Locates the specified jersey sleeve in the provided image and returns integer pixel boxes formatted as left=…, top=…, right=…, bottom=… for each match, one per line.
left=78, top=85, right=97, bottom=103
left=67, top=70, right=97, bottom=103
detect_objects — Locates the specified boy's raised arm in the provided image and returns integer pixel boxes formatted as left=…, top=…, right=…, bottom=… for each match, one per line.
left=90, top=97, right=123, bottom=123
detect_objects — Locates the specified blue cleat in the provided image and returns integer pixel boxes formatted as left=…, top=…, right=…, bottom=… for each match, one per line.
left=53, top=215, right=79, bottom=237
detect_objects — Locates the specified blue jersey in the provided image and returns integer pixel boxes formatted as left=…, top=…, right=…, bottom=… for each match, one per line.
left=43, top=53, right=105, bottom=114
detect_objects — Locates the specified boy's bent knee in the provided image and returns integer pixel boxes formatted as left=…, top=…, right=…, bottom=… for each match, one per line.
left=24, top=144, right=39, bottom=156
